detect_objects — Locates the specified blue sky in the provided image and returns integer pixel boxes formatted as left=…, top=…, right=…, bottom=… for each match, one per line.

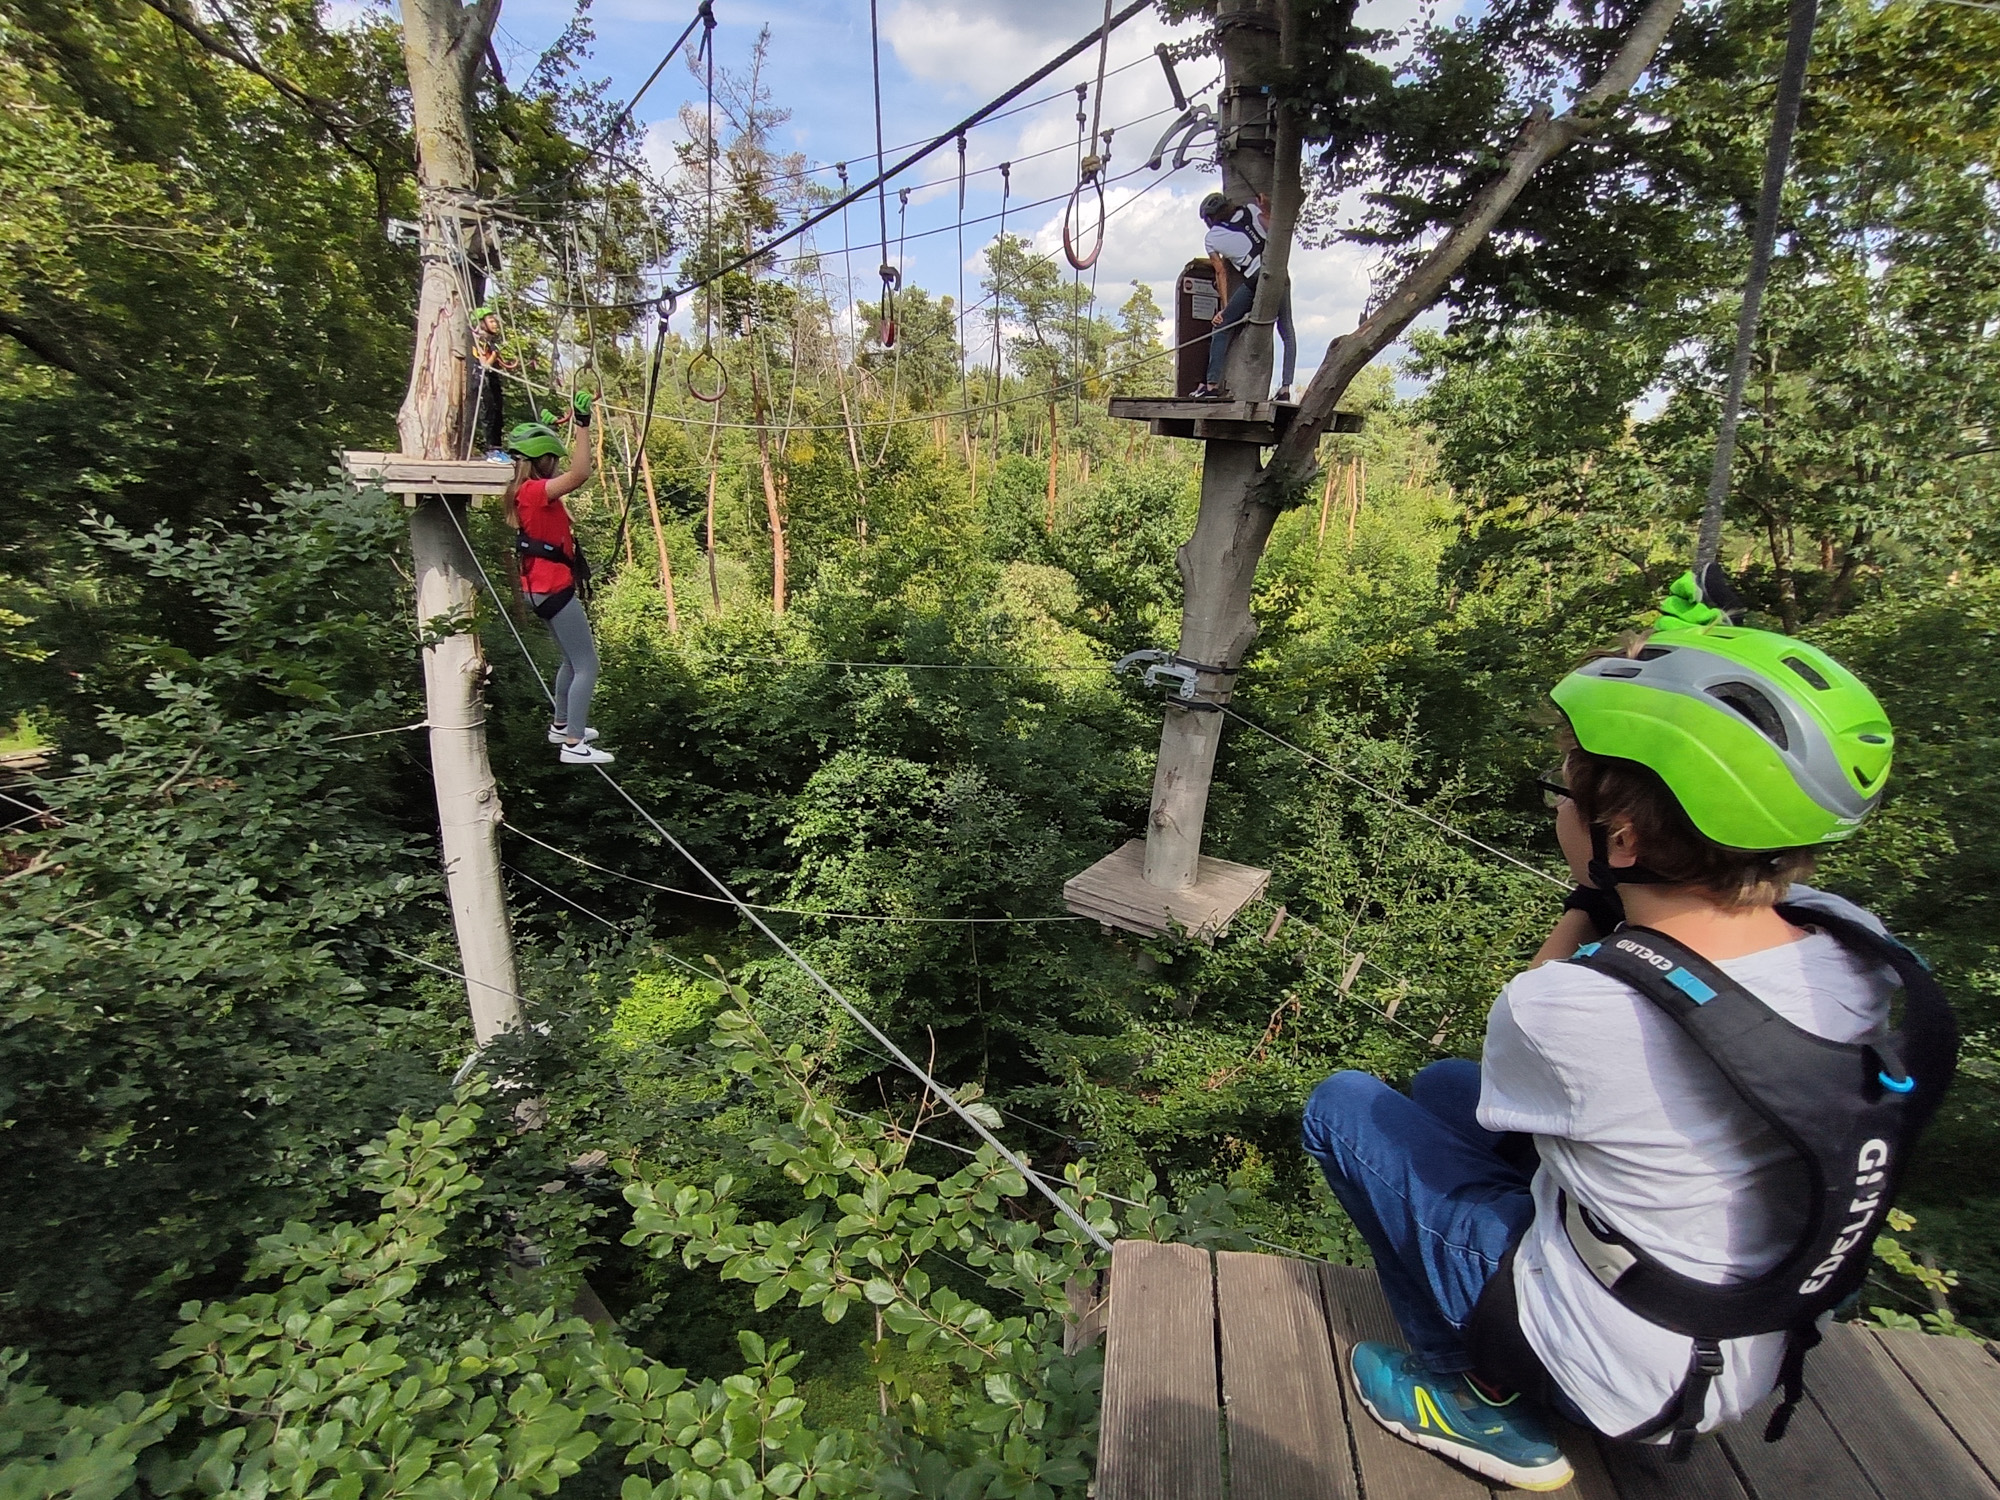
left=467, top=0, right=1443, bottom=380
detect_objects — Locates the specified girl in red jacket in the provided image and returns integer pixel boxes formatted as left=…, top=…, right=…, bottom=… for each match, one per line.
left=503, top=393, right=613, bottom=764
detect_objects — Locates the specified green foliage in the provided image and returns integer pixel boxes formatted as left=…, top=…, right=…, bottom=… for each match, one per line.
left=0, top=485, right=450, bottom=1394
left=0, top=1094, right=870, bottom=1500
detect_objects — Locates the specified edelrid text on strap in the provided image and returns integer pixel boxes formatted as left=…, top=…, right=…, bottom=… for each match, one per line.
left=1563, top=906, right=1957, bottom=1457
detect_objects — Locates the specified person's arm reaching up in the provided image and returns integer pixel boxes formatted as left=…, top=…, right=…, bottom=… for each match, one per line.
left=546, top=390, right=595, bottom=500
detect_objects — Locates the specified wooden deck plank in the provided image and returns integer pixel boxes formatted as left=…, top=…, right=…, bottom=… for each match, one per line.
left=1800, top=1324, right=1999, bottom=1499
left=1215, top=1251, right=1358, bottom=1500
left=1596, top=1431, right=1750, bottom=1500
left=1317, top=1265, right=1492, bottom=1500
left=1717, top=1377, right=1879, bottom=1500
left=1097, top=1240, right=1223, bottom=1500
left=1867, top=1326, right=2000, bottom=1486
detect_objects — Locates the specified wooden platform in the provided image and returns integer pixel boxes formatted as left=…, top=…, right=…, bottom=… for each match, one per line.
left=1108, top=397, right=1365, bottom=445
left=1098, top=1241, right=2000, bottom=1499
left=343, top=451, right=512, bottom=503
left=1064, top=838, right=1271, bottom=941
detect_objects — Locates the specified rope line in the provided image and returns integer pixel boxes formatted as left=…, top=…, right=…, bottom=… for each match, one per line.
left=505, top=820, right=1085, bottom=924
left=1218, top=708, right=1569, bottom=890
left=437, top=492, right=1109, bottom=1250
left=662, top=0, right=1153, bottom=304
left=1694, top=0, right=1818, bottom=579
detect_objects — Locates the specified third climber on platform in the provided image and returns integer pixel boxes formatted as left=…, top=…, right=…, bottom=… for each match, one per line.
left=1191, top=191, right=1295, bottom=402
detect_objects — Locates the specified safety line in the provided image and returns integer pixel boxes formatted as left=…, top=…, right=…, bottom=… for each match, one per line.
left=507, top=860, right=624, bottom=931
left=505, top=820, right=1085, bottom=924
left=436, top=499, right=1108, bottom=1247
left=587, top=762, right=1112, bottom=1249
left=1218, top=708, right=1569, bottom=890
left=664, top=0, right=1152, bottom=303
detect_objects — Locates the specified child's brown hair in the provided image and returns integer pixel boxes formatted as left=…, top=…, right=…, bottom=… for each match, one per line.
left=1562, top=731, right=1816, bottom=905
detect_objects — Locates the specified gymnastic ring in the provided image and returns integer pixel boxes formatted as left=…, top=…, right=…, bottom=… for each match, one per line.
left=686, top=345, right=727, bottom=404
left=1062, top=175, right=1106, bottom=271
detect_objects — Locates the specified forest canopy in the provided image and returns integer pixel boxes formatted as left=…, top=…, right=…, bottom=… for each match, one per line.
left=2, top=0, right=1997, bottom=1496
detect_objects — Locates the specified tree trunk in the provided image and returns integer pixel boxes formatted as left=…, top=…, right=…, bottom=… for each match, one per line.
left=1143, top=440, right=1271, bottom=889
left=1137, top=0, right=1682, bottom=892
left=396, top=0, right=517, bottom=1044
left=752, top=372, right=787, bottom=614
left=1045, top=398, right=1060, bottom=531
left=639, top=445, right=679, bottom=634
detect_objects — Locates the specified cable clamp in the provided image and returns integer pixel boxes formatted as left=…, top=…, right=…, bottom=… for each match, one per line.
left=1113, top=649, right=1238, bottom=705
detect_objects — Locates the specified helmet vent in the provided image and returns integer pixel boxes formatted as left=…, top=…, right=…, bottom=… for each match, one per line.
left=1599, top=665, right=1643, bottom=678
left=1783, top=655, right=1832, bottom=691
left=1707, top=682, right=1789, bottom=750
left=1635, top=646, right=1674, bottom=661
left=1853, top=765, right=1877, bottom=789
left=1859, top=734, right=1888, bottom=745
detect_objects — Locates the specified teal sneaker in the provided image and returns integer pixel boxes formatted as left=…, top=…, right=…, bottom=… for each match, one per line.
left=1348, top=1341, right=1575, bottom=1491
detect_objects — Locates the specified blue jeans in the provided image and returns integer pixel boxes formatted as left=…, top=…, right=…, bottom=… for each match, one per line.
left=1202, top=275, right=1296, bottom=390
left=1301, top=1060, right=1534, bottom=1374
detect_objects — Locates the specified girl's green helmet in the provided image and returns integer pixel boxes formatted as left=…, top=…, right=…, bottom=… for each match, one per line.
left=503, top=421, right=566, bottom=461
left=1551, top=575, right=1894, bottom=850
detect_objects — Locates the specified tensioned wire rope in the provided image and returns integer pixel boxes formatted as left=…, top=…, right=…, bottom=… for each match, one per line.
left=477, top=91, right=1207, bottom=322
left=431, top=499, right=1112, bottom=1251
left=483, top=804, right=1429, bottom=1270
left=491, top=46, right=1170, bottom=217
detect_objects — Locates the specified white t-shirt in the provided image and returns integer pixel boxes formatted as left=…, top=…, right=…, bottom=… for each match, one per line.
left=1204, top=221, right=1261, bottom=277
left=1477, top=887, right=1897, bottom=1438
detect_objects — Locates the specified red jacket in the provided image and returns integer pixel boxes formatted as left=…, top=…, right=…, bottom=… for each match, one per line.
left=514, top=478, right=577, bottom=594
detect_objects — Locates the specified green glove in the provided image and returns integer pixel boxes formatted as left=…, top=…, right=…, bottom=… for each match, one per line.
left=1653, top=569, right=1724, bottom=633
left=572, top=390, right=594, bottom=426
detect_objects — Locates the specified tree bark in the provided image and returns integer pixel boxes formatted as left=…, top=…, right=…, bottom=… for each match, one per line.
left=639, top=445, right=680, bottom=634
left=1045, top=398, right=1060, bottom=531
left=397, top=0, right=518, bottom=1044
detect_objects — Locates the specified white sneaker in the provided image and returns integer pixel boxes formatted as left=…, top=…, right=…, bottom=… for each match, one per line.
left=559, top=741, right=615, bottom=764
left=547, top=725, right=600, bottom=744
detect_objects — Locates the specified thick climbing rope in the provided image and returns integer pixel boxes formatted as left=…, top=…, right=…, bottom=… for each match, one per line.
left=688, top=4, right=727, bottom=404
left=990, top=161, right=1010, bottom=428
left=877, top=187, right=910, bottom=462
left=868, top=0, right=898, bottom=350
left=560, top=0, right=713, bottom=189
left=1694, top=0, right=1819, bottom=585
left=1061, top=0, right=1116, bottom=272
left=955, top=135, right=969, bottom=416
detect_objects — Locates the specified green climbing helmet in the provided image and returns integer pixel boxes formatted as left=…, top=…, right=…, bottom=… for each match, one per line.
left=1551, top=574, right=1894, bottom=850
left=503, top=421, right=566, bottom=461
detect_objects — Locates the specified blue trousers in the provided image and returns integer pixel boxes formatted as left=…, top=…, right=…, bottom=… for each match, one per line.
left=1301, top=1060, right=1534, bottom=1374
left=1203, top=275, right=1296, bottom=390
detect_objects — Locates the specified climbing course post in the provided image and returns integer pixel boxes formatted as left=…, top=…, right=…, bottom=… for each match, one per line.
left=395, top=0, right=522, bottom=1044
left=1139, top=0, right=1286, bottom=892
left=1133, top=0, right=1684, bottom=898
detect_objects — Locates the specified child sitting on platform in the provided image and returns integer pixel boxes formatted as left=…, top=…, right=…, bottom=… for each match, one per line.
left=1301, top=578, right=1953, bottom=1490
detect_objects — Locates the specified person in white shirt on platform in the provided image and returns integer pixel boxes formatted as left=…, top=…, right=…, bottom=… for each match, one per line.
left=1192, top=191, right=1296, bottom=401
left=1301, top=574, right=1953, bottom=1491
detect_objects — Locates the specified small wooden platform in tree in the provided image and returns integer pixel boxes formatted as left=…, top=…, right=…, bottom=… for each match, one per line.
left=1063, top=838, right=1270, bottom=941
left=1096, top=1239, right=2000, bottom=1500
left=1108, top=397, right=1364, bottom=445
left=343, top=451, right=512, bottom=504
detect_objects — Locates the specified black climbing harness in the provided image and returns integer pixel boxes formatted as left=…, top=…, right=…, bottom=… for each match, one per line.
left=1556, top=906, right=1957, bottom=1458
left=517, top=531, right=592, bottom=620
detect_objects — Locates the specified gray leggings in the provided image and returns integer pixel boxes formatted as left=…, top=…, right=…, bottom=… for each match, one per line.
left=529, top=593, right=598, bottom=738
